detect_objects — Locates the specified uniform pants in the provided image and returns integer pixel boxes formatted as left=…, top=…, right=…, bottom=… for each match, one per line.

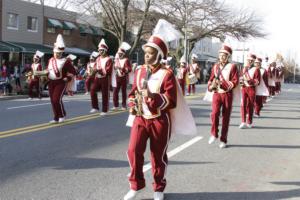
left=48, top=80, right=67, bottom=121
left=241, top=87, right=256, bottom=124
left=127, top=113, right=171, bottom=192
left=188, top=84, right=195, bottom=94
left=28, top=79, right=40, bottom=98
left=178, top=79, right=185, bottom=96
left=269, top=86, right=275, bottom=96
left=255, top=95, right=264, bottom=116
left=85, top=76, right=94, bottom=92
left=90, top=77, right=109, bottom=112
left=275, top=82, right=281, bottom=93
left=210, top=92, right=233, bottom=143
left=113, top=76, right=127, bottom=108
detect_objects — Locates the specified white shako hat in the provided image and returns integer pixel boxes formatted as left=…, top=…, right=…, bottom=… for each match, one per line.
left=143, top=19, right=183, bottom=60
left=98, top=39, right=108, bottom=51
left=54, top=34, right=65, bottom=53
left=117, top=42, right=131, bottom=54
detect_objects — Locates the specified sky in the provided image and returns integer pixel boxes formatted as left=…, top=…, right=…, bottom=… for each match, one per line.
left=225, top=0, right=300, bottom=64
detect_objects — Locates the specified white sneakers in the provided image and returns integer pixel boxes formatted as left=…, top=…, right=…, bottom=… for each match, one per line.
left=100, top=112, right=107, bottom=116
left=58, top=117, right=65, bottom=123
left=90, top=108, right=98, bottom=113
left=49, top=117, right=65, bottom=124
left=239, top=122, right=247, bottom=129
left=123, top=189, right=163, bottom=200
left=84, top=92, right=89, bottom=95
left=49, top=120, right=58, bottom=124
left=28, top=97, right=33, bottom=100
left=208, top=136, right=217, bottom=144
left=154, top=192, right=164, bottom=200
left=239, top=122, right=253, bottom=129
left=111, top=107, right=119, bottom=111
left=219, top=142, right=226, bottom=149
left=123, top=189, right=144, bottom=200
left=121, top=107, right=127, bottom=111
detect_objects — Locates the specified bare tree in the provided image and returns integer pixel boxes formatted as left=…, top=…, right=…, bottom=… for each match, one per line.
left=153, top=0, right=267, bottom=57
left=73, top=0, right=153, bottom=55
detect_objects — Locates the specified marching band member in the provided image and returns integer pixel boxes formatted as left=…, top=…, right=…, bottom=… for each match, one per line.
left=161, top=57, right=173, bottom=72
left=47, top=34, right=76, bottom=123
left=90, top=39, right=113, bottom=115
left=239, top=54, right=261, bottom=129
left=112, top=42, right=132, bottom=110
left=28, top=50, right=44, bottom=100
left=124, top=19, right=196, bottom=200
left=187, top=54, right=200, bottom=95
left=84, top=52, right=99, bottom=95
left=176, top=56, right=188, bottom=95
left=207, top=45, right=239, bottom=148
left=66, top=54, right=78, bottom=96
left=254, top=57, right=269, bottom=117
left=275, top=59, right=284, bottom=94
left=267, top=61, right=276, bottom=97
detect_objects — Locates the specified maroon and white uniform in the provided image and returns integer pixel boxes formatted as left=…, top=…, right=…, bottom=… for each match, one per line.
left=127, top=64, right=177, bottom=192
left=90, top=55, right=113, bottom=112
left=85, top=61, right=96, bottom=92
left=255, top=68, right=269, bottom=116
left=28, top=63, right=42, bottom=98
left=187, top=63, right=200, bottom=94
left=47, top=57, right=76, bottom=121
left=176, top=67, right=188, bottom=95
left=113, top=57, right=132, bottom=108
left=208, top=62, right=238, bottom=143
left=267, top=64, right=276, bottom=96
left=240, top=66, right=261, bottom=125
left=275, top=65, right=284, bottom=94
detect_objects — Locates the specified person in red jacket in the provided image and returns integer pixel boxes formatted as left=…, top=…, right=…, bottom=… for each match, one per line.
left=28, top=51, right=44, bottom=99
left=254, top=57, right=269, bottom=117
left=89, top=39, right=113, bottom=115
left=112, top=42, right=132, bottom=110
left=207, top=45, right=239, bottom=148
left=47, top=34, right=76, bottom=123
left=239, top=54, right=261, bottom=129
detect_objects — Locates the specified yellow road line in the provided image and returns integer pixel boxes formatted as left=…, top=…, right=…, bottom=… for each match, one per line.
left=0, top=92, right=205, bottom=139
left=0, top=110, right=125, bottom=138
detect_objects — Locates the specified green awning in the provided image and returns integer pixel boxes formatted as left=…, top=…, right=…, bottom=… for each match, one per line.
left=47, top=18, right=63, bottom=28
left=7, top=42, right=53, bottom=54
left=63, top=21, right=77, bottom=30
left=90, top=26, right=105, bottom=36
left=0, top=41, right=21, bottom=52
left=78, top=24, right=93, bottom=34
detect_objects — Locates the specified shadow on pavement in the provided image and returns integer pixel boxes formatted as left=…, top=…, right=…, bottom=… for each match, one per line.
left=228, top=144, right=300, bottom=149
left=166, top=182, right=300, bottom=200
left=53, top=157, right=129, bottom=170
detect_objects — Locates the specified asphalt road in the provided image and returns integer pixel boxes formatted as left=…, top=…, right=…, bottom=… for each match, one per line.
left=0, top=84, right=299, bottom=200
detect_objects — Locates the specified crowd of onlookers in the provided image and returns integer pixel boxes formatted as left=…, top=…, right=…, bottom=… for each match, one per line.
left=0, top=60, right=23, bottom=96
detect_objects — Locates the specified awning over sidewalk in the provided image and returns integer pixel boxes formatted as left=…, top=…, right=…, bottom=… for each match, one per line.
left=6, top=42, right=53, bottom=54
left=63, top=21, right=77, bottom=30
left=47, top=18, right=63, bottom=28
left=90, top=26, right=105, bottom=36
left=0, top=41, right=21, bottom=52
left=78, top=24, right=93, bottom=35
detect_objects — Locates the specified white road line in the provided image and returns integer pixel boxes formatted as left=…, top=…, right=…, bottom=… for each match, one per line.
left=7, top=101, right=70, bottom=110
left=126, top=135, right=203, bottom=177
left=143, top=136, right=203, bottom=172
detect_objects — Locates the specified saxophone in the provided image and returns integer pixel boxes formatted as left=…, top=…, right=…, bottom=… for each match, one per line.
left=25, top=71, right=33, bottom=83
